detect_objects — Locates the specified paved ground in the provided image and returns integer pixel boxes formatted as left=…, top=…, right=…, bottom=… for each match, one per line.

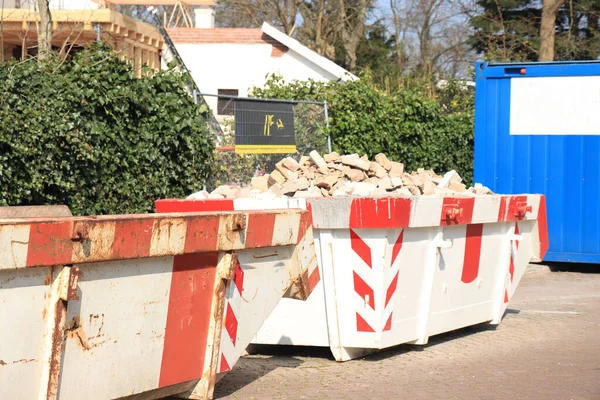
left=214, top=265, right=600, bottom=399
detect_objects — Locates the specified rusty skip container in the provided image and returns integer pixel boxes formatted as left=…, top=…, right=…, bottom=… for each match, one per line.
left=156, top=194, right=548, bottom=361
left=0, top=209, right=318, bottom=399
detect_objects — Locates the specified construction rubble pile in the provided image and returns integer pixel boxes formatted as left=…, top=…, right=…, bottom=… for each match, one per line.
left=189, top=151, right=494, bottom=200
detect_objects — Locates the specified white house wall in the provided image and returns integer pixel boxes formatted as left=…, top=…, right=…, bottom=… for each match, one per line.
left=174, top=42, right=339, bottom=114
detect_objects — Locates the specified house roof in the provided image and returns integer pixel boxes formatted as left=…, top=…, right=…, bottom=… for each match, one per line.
left=167, top=28, right=273, bottom=45
left=261, top=23, right=356, bottom=82
left=168, top=23, right=356, bottom=82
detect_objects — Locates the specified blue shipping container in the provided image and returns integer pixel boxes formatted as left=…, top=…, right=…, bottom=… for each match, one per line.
left=474, top=61, right=600, bottom=264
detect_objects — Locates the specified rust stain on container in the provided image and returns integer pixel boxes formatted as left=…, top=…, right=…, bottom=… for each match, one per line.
left=66, top=317, right=106, bottom=351
left=11, top=358, right=36, bottom=364
left=67, top=266, right=81, bottom=300
left=0, top=360, right=6, bottom=366
left=46, top=298, right=67, bottom=399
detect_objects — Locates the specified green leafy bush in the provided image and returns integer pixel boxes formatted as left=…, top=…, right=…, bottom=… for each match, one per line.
left=251, top=74, right=475, bottom=184
left=0, top=44, right=215, bottom=215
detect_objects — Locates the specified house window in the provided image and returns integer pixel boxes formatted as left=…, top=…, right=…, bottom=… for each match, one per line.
left=217, top=89, right=238, bottom=116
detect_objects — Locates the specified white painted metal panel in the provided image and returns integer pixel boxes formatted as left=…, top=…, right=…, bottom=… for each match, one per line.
left=510, top=76, right=600, bottom=135
left=0, top=267, right=50, bottom=399
left=58, top=258, right=173, bottom=400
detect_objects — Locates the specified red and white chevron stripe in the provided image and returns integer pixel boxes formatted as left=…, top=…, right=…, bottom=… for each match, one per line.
left=349, top=228, right=404, bottom=334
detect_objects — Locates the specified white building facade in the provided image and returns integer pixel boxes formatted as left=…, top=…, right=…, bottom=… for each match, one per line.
left=168, top=18, right=355, bottom=117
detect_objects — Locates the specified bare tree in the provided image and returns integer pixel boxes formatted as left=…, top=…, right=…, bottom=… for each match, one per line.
left=389, top=0, right=409, bottom=72
left=336, top=0, right=371, bottom=73
left=36, top=0, right=52, bottom=61
left=298, top=0, right=339, bottom=59
left=389, top=0, right=472, bottom=78
left=539, top=0, right=568, bottom=61
left=217, top=0, right=302, bottom=35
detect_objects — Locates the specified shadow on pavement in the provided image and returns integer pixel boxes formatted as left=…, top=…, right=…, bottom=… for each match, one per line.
left=213, top=354, right=304, bottom=399
left=361, top=321, right=499, bottom=362
left=545, top=262, right=600, bottom=274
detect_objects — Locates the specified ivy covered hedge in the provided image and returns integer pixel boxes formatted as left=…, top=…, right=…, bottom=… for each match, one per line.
left=0, top=45, right=214, bottom=215
left=251, top=74, right=474, bottom=184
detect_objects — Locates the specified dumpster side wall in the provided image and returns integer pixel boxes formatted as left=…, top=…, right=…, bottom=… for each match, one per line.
left=474, top=61, right=600, bottom=263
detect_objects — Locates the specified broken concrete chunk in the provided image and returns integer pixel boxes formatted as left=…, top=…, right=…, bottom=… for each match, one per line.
left=300, top=166, right=315, bottom=180
left=435, top=187, right=455, bottom=195
left=315, top=175, right=339, bottom=190
left=390, top=177, right=404, bottom=188
left=198, top=153, right=486, bottom=200
left=343, top=167, right=365, bottom=182
left=341, top=154, right=371, bottom=171
left=351, top=182, right=377, bottom=196
left=391, top=187, right=412, bottom=197
left=409, top=174, right=425, bottom=189
left=276, top=161, right=299, bottom=181
left=378, top=176, right=393, bottom=190
left=299, top=155, right=311, bottom=166
left=309, top=150, right=329, bottom=174
left=282, top=177, right=310, bottom=195
left=375, top=153, right=393, bottom=171
left=327, top=162, right=344, bottom=171
left=268, top=170, right=286, bottom=186
left=282, top=157, right=301, bottom=172
left=406, top=185, right=421, bottom=196
left=389, top=162, right=404, bottom=178
left=450, top=171, right=463, bottom=184
left=186, top=190, right=209, bottom=200
left=449, top=181, right=467, bottom=192
left=437, top=170, right=458, bottom=188
left=251, top=175, right=270, bottom=193
left=324, top=152, right=342, bottom=163
left=422, top=180, right=436, bottom=195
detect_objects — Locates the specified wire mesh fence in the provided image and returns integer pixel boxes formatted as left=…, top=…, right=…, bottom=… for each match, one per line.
left=203, top=94, right=331, bottom=186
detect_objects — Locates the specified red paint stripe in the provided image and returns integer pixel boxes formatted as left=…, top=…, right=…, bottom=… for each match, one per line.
left=385, top=270, right=399, bottom=308
left=245, top=212, right=277, bottom=248
left=159, top=252, right=218, bottom=388
left=498, top=196, right=509, bottom=222
left=183, top=216, right=220, bottom=253
left=509, top=258, right=515, bottom=284
left=391, top=230, right=404, bottom=267
left=509, top=222, right=520, bottom=283
left=462, top=224, right=483, bottom=284
left=155, top=199, right=235, bottom=213
left=224, top=302, right=238, bottom=346
left=350, top=229, right=372, bottom=268
left=538, top=196, right=549, bottom=259
left=383, top=313, right=393, bottom=332
left=219, top=354, right=231, bottom=373
left=505, top=196, right=529, bottom=221
left=234, top=259, right=244, bottom=295
left=26, top=221, right=74, bottom=267
left=356, top=313, right=375, bottom=333
left=297, top=212, right=311, bottom=243
left=440, top=197, right=475, bottom=226
left=112, top=219, right=154, bottom=259
left=504, top=289, right=509, bottom=304
left=349, top=197, right=411, bottom=229
left=353, top=272, right=374, bottom=310
left=308, top=266, right=321, bottom=292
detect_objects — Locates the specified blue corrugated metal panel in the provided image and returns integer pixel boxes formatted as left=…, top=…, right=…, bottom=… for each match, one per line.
left=474, top=61, right=600, bottom=263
